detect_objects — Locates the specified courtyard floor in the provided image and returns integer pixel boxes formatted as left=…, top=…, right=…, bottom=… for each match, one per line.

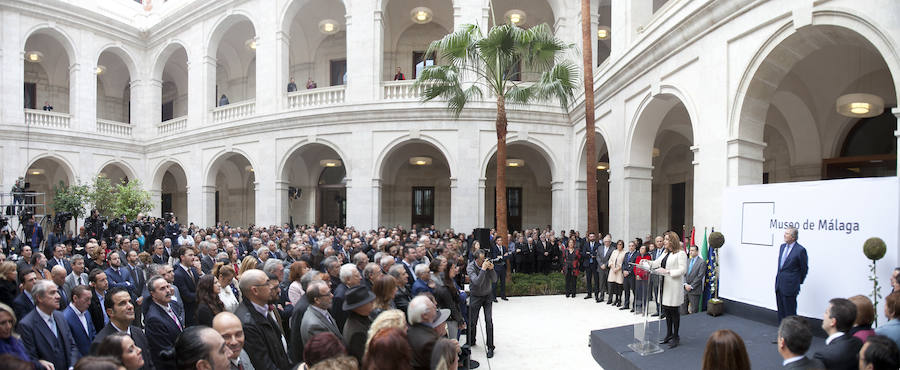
left=461, top=294, right=648, bottom=370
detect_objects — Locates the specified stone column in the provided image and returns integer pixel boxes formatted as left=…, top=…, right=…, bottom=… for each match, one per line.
left=149, top=188, right=162, bottom=217
left=130, top=78, right=161, bottom=140
left=345, top=0, right=381, bottom=102
left=275, top=180, right=290, bottom=225
left=370, top=178, right=382, bottom=229
left=612, top=0, right=652, bottom=58
left=200, top=185, right=216, bottom=227
left=551, top=180, right=565, bottom=232
left=192, top=55, right=217, bottom=127
left=477, top=178, right=487, bottom=228
left=1, top=13, right=24, bottom=126
left=726, top=138, right=766, bottom=186
left=622, top=165, right=653, bottom=242
left=275, top=30, right=291, bottom=110
left=453, top=0, right=489, bottom=30
left=254, top=11, right=277, bottom=115
left=574, top=179, right=587, bottom=232
left=71, top=59, right=97, bottom=132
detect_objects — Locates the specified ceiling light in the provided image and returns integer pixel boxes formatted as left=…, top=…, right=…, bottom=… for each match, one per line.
left=245, top=38, right=257, bottom=51
left=505, top=9, right=526, bottom=25
left=95, top=65, right=106, bottom=75
left=25, top=51, right=43, bottom=63
left=506, top=159, right=525, bottom=167
left=319, top=159, right=342, bottom=167
left=29, top=169, right=44, bottom=176
left=597, top=26, right=610, bottom=40
left=652, top=148, right=660, bottom=158
left=245, top=165, right=254, bottom=172
left=410, top=7, right=433, bottom=24
left=596, top=161, right=609, bottom=170
left=409, top=156, right=432, bottom=166
left=836, top=93, right=884, bottom=118
left=319, top=19, right=339, bottom=35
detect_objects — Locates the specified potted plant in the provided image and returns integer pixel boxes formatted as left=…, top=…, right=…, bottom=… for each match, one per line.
left=707, top=231, right=725, bottom=317
left=864, top=237, right=887, bottom=326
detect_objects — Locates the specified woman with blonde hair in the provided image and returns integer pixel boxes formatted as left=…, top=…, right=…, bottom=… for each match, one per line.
left=214, top=263, right=240, bottom=312
left=365, top=309, right=406, bottom=353
left=0, top=262, right=18, bottom=307
left=238, top=255, right=257, bottom=279
left=641, top=231, right=687, bottom=348
left=0, top=302, right=53, bottom=369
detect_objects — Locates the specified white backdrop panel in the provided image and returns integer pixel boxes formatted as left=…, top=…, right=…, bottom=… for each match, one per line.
left=721, top=177, right=898, bottom=321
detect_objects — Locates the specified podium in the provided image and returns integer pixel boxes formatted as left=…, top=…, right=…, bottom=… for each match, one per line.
left=627, top=262, right=665, bottom=356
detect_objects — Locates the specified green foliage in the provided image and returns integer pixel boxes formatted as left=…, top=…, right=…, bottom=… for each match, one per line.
left=88, top=175, right=117, bottom=217
left=415, top=23, right=579, bottom=116
left=112, top=179, right=152, bottom=221
left=507, top=272, right=588, bottom=296
left=709, top=231, right=725, bottom=249
left=51, top=181, right=89, bottom=219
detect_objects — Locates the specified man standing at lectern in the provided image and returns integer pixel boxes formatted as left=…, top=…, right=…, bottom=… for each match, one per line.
left=776, top=227, right=808, bottom=323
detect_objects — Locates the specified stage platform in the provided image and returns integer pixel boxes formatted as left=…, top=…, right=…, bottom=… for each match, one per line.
left=589, top=312, right=827, bottom=370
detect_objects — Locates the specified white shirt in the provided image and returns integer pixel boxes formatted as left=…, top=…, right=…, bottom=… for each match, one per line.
left=69, top=303, right=90, bottom=334
left=825, top=332, right=844, bottom=345
left=783, top=355, right=805, bottom=366
left=110, top=321, right=131, bottom=335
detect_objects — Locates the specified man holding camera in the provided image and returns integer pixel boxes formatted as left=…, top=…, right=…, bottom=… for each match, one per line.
left=467, top=249, right=498, bottom=358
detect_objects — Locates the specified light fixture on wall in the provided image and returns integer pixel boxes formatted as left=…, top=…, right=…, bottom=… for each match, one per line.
left=597, top=26, right=610, bottom=40
left=836, top=93, right=884, bottom=118
left=409, top=156, right=432, bottom=166
left=24, top=51, right=43, bottom=63
left=319, top=159, right=342, bottom=167
left=245, top=165, right=254, bottom=172
left=95, top=65, right=106, bottom=75
left=245, top=37, right=258, bottom=51
left=652, top=147, right=660, bottom=158
left=319, top=19, right=339, bottom=35
left=505, top=9, right=526, bottom=25
left=29, top=168, right=44, bottom=176
left=596, top=161, right=609, bottom=170
left=410, top=7, right=433, bottom=24
left=506, top=159, right=525, bottom=167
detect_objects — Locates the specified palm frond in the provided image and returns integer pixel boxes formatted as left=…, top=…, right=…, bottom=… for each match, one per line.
left=531, top=60, right=580, bottom=110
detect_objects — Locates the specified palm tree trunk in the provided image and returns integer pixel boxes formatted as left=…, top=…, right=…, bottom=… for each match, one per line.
left=582, top=0, right=599, bottom=235
left=495, top=94, right=509, bottom=247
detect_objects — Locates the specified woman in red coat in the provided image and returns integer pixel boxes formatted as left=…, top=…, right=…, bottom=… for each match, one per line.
left=633, top=244, right=652, bottom=313
left=562, top=238, right=581, bottom=298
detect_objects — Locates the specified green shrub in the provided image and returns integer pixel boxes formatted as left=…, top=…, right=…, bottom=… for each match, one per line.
left=506, top=272, right=589, bottom=296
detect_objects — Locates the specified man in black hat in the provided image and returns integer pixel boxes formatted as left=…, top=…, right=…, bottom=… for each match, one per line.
left=407, top=295, right=450, bottom=370
left=342, top=285, right=376, bottom=363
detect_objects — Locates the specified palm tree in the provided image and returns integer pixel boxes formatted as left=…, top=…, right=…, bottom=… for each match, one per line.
left=415, top=23, right=578, bottom=251
left=581, top=0, right=599, bottom=234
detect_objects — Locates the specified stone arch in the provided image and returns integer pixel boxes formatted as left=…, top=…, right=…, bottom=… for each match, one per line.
left=96, top=160, right=138, bottom=184
left=206, top=12, right=259, bottom=58
left=151, top=40, right=190, bottom=82
left=204, top=149, right=260, bottom=187
left=21, top=25, right=77, bottom=66
left=25, top=153, right=77, bottom=184
left=94, top=44, right=139, bottom=81
left=479, top=137, right=560, bottom=183
left=730, top=12, right=900, bottom=141
left=626, top=85, right=699, bottom=168
left=373, top=134, right=457, bottom=180
left=151, top=158, right=190, bottom=192
left=277, top=138, right=350, bottom=183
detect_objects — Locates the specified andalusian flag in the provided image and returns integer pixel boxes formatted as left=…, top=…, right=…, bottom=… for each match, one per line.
left=700, top=227, right=709, bottom=260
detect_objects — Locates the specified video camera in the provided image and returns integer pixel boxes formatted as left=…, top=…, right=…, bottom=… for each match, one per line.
left=52, top=212, right=73, bottom=228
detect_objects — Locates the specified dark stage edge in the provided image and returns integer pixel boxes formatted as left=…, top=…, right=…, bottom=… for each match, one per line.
left=589, top=313, right=827, bottom=370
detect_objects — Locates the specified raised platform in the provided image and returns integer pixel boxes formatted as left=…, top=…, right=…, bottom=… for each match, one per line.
left=589, top=312, right=827, bottom=370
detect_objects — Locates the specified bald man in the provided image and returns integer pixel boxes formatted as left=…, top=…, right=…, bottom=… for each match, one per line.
left=213, top=312, right=255, bottom=370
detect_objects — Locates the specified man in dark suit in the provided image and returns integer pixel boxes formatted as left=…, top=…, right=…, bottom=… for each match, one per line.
left=776, top=227, right=808, bottom=322
left=104, top=253, right=135, bottom=294
left=234, top=269, right=292, bottom=370
left=88, top=269, right=109, bottom=333
left=151, top=242, right=167, bottom=265
left=47, top=244, right=72, bottom=275
left=13, top=268, right=37, bottom=321
left=173, top=246, right=200, bottom=326
left=63, top=255, right=90, bottom=299
left=300, top=280, right=343, bottom=346
left=777, top=315, right=825, bottom=369
left=200, top=241, right=216, bottom=275
left=19, top=280, right=81, bottom=370
left=621, top=241, right=638, bottom=311
left=63, top=285, right=95, bottom=356
left=407, top=295, right=447, bottom=370
left=288, top=276, right=315, bottom=364
left=813, top=298, right=862, bottom=370
left=144, top=276, right=183, bottom=369
left=124, top=251, right=146, bottom=327
left=490, top=237, right=510, bottom=301
left=682, top=245, right=707, bottom=314
left=331, top=264, right=361, bottom=331
left=400, top=246, right=417, bottom=291
left=580, top=233, right=600, bottom=300
left=92, top=286, right=155, bottom=369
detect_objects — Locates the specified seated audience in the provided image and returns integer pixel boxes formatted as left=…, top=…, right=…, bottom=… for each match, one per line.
left=701, top=329, right=751, bottom=370
left=814, top=298, right=863, bottom=370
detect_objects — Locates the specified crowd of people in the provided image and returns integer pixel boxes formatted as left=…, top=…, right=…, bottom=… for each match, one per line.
left=0, top=216, right=898, bottom=369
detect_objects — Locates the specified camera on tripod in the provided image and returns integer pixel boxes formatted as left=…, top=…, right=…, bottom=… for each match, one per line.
left=52, top=212, right=73, bottom=228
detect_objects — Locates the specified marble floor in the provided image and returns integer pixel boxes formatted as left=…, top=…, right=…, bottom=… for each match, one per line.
left=460, top=294, right=650, bottom=370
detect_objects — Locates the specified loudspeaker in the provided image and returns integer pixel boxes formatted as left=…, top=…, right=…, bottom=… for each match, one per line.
left=473, top=228, right=491, bottom=249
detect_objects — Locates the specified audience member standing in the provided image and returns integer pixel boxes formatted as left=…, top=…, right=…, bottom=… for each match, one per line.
left=144, top=276, right=183, bottom=369
left=393, top=67, right=405, bottom=80
left=467, top=250, right=497, bottom=358
left=606, top=240, right=626, bottom=307
left=91, top=287, right=153, bottom=369
left=173, top=247, right=200, bottom=326
left=776, top=315, right=824, bottom=369
left=776, top=227, right=808, bottom=323
left=682, top=245, right=707, bottom=314
left=19, top=280, right=81, bottom=369
left=234, top=269, right=292, bottom=370
left=63, top=285, right=96, bottom=356
left=212, top=312, right=256, bottom=370
left=875, top=292, right=900, bottom=349
left=581, top=233, right=601, bottom=301
left=342, top=285, right=376, bottom=363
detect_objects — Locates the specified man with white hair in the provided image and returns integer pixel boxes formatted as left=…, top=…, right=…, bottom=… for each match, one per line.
left=300, top=280, right=343, bottom=346
left=407, top=295, right=449, bottom=370
left=412, top=264, right=434, bottom=296
left=379, top=255, right=395, bottom=274
left=199, top=241, right=216, bottom=274
left=19, top=279, right=81, bottom=369
left=331, top=263, right=361, bottom=330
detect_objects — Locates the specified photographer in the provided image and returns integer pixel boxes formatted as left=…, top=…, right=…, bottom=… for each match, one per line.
left=84, top=209, right=103, bottom=240
left=10, top=177, right=25, bottom=215
left=467, top=249, right=498, bottom=358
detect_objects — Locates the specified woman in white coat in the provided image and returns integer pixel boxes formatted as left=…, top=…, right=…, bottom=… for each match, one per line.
left=641, top=231, right=687, bottom=348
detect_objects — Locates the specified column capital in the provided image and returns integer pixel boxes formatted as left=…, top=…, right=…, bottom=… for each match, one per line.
left=622, top=165, right=653, bottom=180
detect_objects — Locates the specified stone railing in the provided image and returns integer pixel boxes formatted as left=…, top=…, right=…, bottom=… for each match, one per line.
left=96, top=119, right=132, bottom=137
left=212, top=99, right=255, bottom=123
left=382, top=80, right=435, bottom=101
left=287, top=86, right=346, bottom=109
left=24, top=109, right=70, bottom=129
left=157, top=116, right=187, bottom=135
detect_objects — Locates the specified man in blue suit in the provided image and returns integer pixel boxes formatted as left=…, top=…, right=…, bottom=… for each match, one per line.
left=19, top=280, right=81, bottom=369
left=173, top=246, right=200, bottom=326
left=145, top=276, right=183, bottom=369
left=776, top=227, right=808, bottom=323
left=13, top=268, right=37, bottom=321
left=63, top=285, right=96, bottom=356
left=104, top=253, right=135, bottom=295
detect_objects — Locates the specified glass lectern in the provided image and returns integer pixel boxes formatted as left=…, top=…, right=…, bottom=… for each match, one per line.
left=628, top=262, right=664, bottom=356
